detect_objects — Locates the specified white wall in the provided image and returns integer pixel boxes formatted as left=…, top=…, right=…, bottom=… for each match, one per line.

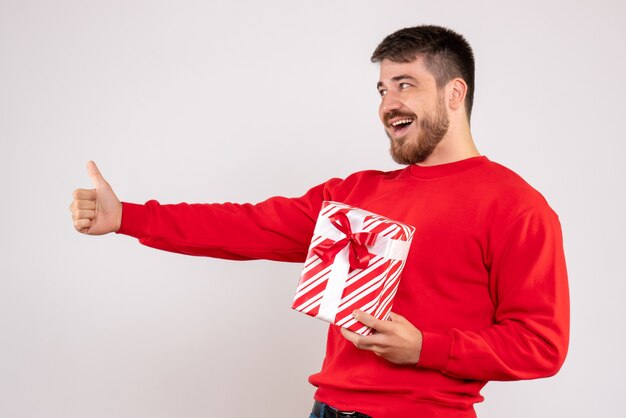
left=1, top=0, right=624, bottom=417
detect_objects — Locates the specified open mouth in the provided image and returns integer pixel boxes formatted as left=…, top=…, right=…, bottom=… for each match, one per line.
left=389, top=118, right=415, bottom=136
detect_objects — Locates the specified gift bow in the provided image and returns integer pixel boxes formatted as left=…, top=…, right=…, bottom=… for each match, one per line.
left=313, top=211, right=378, bottom=269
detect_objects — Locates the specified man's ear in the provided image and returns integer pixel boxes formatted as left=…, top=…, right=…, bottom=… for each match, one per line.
left=447, top=78, right=467, bottom=112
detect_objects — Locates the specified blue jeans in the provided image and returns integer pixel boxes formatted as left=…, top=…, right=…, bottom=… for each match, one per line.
left=309, top=402, right=325, bottom=418
left=309, top=405, right=326, bottom=418
left=310, top=402, right=371, bottom=418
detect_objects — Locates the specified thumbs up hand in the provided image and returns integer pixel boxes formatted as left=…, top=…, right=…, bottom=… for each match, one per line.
left=70, top=161, right=122, bottom=235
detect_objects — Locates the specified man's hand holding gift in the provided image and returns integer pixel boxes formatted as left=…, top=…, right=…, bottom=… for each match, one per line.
left=341, top=310, right=423, bottom=365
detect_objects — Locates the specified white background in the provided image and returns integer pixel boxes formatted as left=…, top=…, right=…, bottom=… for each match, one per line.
left=1, top=1, right=624, bottom=417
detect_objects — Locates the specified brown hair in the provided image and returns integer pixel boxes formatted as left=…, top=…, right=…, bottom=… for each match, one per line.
left=371, top=25, right=475, bottom=120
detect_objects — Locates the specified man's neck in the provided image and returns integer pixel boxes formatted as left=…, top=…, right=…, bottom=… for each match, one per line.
left=417, top=124, right=479, bottom=167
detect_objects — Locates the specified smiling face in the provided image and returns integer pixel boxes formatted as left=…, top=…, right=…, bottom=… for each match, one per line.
left=377, top=57, right=450, bottom=165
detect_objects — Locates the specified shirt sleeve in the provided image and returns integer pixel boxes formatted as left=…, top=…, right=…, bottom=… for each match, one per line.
left=417, top=206, right=570, bottom=381
left=116, top=178, right=343, bottom=263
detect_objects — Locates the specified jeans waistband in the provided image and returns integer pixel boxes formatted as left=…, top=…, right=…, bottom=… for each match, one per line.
left=312, top=400, right=372, bottom=418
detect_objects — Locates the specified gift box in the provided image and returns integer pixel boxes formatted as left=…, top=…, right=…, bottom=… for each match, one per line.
left=292, top=201, right=415, bottom=335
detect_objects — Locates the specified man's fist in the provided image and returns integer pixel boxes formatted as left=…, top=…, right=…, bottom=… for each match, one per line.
left=69, top=161, right=122, bottom=235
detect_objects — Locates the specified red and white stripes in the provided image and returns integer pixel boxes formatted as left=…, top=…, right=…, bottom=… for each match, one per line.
left=292, top=201, right=415, bottom=335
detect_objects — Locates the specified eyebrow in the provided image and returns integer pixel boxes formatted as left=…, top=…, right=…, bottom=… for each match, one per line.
left=377, top=75, right=419, bottom=89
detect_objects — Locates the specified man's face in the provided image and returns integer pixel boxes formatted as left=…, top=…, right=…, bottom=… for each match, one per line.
left=377, top=57, right=450, bottom=165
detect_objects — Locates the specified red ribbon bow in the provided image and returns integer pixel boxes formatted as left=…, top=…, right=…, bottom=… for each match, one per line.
left=313, top=211, right=378, bottom=270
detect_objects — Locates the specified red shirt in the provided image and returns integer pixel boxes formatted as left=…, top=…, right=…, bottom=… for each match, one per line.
left=117, top=156, right=569, bottom=418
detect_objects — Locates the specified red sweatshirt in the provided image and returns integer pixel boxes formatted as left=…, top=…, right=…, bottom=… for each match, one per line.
left=117, top=156, right=569, bottom=418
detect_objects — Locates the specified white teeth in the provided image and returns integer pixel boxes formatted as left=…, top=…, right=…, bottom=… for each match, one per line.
left=391, top=118, right=413, bottom=126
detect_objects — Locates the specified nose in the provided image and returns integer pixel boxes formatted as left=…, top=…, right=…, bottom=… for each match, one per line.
left=380, top=90, right=402, bottom=116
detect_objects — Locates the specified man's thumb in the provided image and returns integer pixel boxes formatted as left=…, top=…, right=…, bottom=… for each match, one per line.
left=87, top=160, right=108, bottom=189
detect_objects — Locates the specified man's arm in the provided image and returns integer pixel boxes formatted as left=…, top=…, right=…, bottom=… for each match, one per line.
left=116, top=194, right=326, bottom=262
left=70, top=161, right=343, bottom=263
left=343, top=206, right=570, bottom=381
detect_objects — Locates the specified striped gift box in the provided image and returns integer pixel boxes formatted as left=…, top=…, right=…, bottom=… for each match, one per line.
left=292, top=201, right=415, bottom=335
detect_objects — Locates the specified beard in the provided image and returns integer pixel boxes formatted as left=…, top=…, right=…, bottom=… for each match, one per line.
left=385, top=95, right=450, bottom=165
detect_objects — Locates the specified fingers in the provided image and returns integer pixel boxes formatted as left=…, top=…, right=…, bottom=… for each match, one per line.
left=87, top=160, right=109, bottom=189
left=73, top=218, right=92, bottom=233
left=353, top=310, right=390, bottom=332
left=388, top=312, right=407, bottom=323
left=70, top=199, right=96, bottom=211
left=340, top=327, right=387, bottom=353
left=340, top=326, right=369, bottom=347
left=70, top=190, right=97, bottom=215
left=70, top=162, right=122, bottom=235
left=340, top=311, right=401, bottom=350
left=340, top=311, right=423, bottom=365
left=338, top=310, right=392, bottom=351
left=70, top=188, right=98, bottom=233
left=71, top=209, right=96, bottom=221
left=71, top=208, right=95, bottom=232
left=72, top=188, right=97, bottom=201
left=340, top=327, right=358, bottom=343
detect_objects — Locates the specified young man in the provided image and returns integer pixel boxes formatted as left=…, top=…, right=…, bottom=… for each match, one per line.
left=70, top=25, right=569, bottom=418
